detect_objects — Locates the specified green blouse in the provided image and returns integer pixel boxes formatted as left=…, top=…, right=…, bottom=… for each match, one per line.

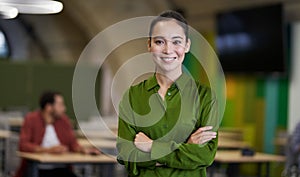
left=117, top=73, right=218, bottom=177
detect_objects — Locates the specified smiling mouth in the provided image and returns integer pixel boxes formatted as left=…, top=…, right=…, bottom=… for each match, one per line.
left=160, top=57, right=177, bottom=61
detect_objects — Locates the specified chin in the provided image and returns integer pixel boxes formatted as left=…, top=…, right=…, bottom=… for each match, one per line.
left=53, top=113, right=63, bottom=119
left=158, top=66, right=180, bottom=74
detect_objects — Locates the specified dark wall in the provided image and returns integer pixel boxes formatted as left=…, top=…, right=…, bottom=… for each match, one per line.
left=0, top=60, right=101, bottom=122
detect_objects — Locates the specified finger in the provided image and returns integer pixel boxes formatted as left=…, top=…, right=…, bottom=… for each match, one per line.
left=134, top=135, right=144, bottom=143
left=59, top=145, right=66, bottom=150
left=135, top=134, right=144, bottom=141
left=199, top=136, right=216, bottom=143
left=191, top=133, right=216, bottom=142
left=135, top=132, right=142, bottom=139
left=135, top=133, right=144, bottom=140
left=200, top=131, right=217, bottom=136
left=61, top=146, right=67, bottom=151
left=137, top=132, right=145, bottom=136
left=192, top=130, right=217, bottom=137
left=199, top=138, right=213, bottom=144
left=194, top=133, right=217, bottom=140
left=93, top=149, right=101, bottom=155
left=194, top=126, right=213, bottom=133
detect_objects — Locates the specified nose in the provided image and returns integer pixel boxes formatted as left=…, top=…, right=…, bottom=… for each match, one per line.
left=162, top=41, right=173, bottom=54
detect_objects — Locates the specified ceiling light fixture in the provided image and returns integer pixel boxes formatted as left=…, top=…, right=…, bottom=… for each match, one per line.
left=0, top=5, right=18, bottom=19
left=0, top=0, right=63, bottom=15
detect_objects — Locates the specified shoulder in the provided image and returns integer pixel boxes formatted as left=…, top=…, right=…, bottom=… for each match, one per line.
left=196, top=82, right=214, bottom=98
left=184, top=76, right=214, bottom=100
left=130, top=78, right=149, bottom=91
left=119, top=77, right=154, bottom=110
left=24, top=111, right=42, bottom=121
left=185, top=79, right=216, bottom=106
left=58, top=114, right=72, bottom=125
left=22, top=111, right=43, bottom=128
left=126, top=77, right=152, bottom=98
left=53, top=115, right=74, bottom=130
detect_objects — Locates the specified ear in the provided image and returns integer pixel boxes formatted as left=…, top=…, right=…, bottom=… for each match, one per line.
left=185, top=38, right=191, bottom=53
left=147, top=38, right=151, bottom=52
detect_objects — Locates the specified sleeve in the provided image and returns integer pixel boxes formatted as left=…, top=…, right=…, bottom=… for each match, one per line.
left=62, top=116, right=81, bottom=152
left=150, top=87, right=218, bottom=170
left=116, top=89, right=156, bottom=176
left=19, top=115, right=40, bottom=152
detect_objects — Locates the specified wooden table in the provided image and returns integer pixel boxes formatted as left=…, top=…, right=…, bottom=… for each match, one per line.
left=78, top=138, right=117, bottom=156
left=78, top=137, right=248, bottom=150
left=76, top=130, right=117, bottom=140
left=78, top=138, right=116, bottom=149
left=0, top=130, right=10, bottom=139
left=7, top=117, right=23, bottom=132
left=8, top=118, right=23, bottom=127
left=211, top=150, right=286, bottom=177
left=18, top=152, right=117, bottom=177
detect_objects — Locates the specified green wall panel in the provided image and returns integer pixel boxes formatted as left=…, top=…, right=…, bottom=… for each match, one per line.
left=0, top=60, right=101, bottom=122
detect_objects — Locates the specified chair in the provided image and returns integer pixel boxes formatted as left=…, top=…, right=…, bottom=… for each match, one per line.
left=0, top=114, right=9, bottom=176
left=282, top=136, right=299, bottom=177
left=0, top=113, right=21, bottom=177
left=4, top=132, right=20, bottom=177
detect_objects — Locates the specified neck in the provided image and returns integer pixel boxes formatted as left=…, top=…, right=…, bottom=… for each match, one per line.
left=155, top=69, right=182, bottom=89
left=41, top=111, right=54, bottom=124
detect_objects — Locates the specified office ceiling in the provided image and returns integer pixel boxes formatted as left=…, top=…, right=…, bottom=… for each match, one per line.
left=7, top=0, right=299, bottom=62
left=61, top=0, right=300, bottom=38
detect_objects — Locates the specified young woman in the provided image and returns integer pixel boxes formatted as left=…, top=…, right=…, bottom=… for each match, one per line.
left=117, top=10, right=218, bottom=177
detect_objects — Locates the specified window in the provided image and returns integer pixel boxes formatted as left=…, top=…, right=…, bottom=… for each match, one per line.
left=0, top=30, right=10, bottom=58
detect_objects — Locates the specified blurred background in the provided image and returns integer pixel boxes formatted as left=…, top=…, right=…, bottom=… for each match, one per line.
left=1, top=0, right=300, bottom=177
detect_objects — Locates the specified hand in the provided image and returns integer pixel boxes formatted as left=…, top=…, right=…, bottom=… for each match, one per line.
left=47, top=145, right=68, bottom=154
left=134, top=132, right=153, bottom=152
left=156, top=163, right=164, bottom=166
left=188, top=126, right=217, bottom=145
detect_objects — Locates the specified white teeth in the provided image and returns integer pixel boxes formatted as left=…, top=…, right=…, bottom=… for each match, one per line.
left=161, top=57, right=176, bottom=61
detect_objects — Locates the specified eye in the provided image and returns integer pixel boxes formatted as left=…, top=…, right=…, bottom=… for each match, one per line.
left=154, top=40, right=164, bottom=45
left=173, top=40, right=182, bottom=45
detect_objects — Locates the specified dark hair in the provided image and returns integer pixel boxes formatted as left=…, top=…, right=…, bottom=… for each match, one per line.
left=39, top=91, right=61, bottom=110
left=149, top=10, right=189, bottom=41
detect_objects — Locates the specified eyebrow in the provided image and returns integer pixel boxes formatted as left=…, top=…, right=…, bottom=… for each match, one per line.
left=152, top=36, right=184, bottom=40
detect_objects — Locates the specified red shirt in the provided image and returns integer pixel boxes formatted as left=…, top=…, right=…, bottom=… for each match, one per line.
left=15, top=110, right=80, bottom=177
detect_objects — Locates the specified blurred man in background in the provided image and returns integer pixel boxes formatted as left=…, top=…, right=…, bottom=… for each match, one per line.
left=15, top=91, right=99, bottom=177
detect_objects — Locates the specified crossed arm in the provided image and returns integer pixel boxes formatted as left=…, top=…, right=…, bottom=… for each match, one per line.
left=117, top=117, right=218, bottom=175
left=134, top=126, right=216, bottom=153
